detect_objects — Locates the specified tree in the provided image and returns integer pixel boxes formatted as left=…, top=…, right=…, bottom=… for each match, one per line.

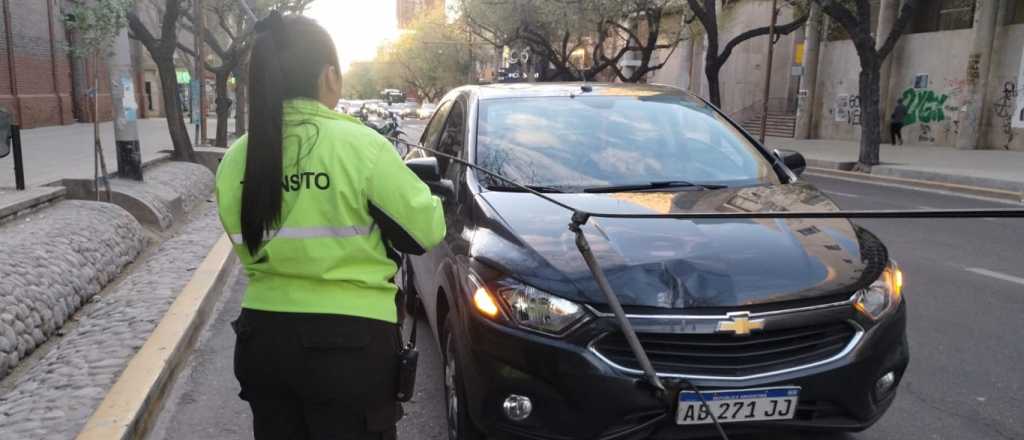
left=179, top=0, right=316, bottom=147
left=687, top=0, right=809, bottom=107
left=457, top=0, right=686, bottom=82
left=128, top=0, right=194, bottom=161
left=604, top=0, right=692, bottom=82
left=342, top=62, right=384, bottom=100
left=813, top=0, right=919, bottom=169
left=65, top=0, right=133, bottom=201
left=385, top=10, right=475, bottom=103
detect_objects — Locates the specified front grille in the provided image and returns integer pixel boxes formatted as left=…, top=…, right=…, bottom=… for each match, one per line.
left=592, top=322, right=856, bottom=378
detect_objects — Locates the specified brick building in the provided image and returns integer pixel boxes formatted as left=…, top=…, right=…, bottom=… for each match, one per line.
left=397, top=0, right=441, bottom=29
left=0, top=0, right=116, bottom=129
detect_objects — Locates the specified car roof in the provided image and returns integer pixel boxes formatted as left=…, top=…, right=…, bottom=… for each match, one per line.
left=452, top=82, right=703, bottom=103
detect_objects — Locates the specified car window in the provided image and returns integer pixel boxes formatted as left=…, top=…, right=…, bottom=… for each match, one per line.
left=475, top=96, right=780, bottom=191
left=420, top=101, right=454, bottom=149
left=437, top=101, right=465, bottom=177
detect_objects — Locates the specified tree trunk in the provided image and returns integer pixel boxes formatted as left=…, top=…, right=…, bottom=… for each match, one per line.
left=706, top=61, right=723, bottom=107
left=214, top=70, right=230, bottom=147
left=856, top=59, right=882, bottom=168
left=156, top=56, right=195, bottom=161
left=234, top=65, right=247, bottom=136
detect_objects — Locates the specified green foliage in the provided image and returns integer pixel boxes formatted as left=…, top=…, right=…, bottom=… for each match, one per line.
left=343, top=62, right=385, bottom=100
left=383, top=9, right=475, bottom=102
left=65, top=0, right=133, bottom=58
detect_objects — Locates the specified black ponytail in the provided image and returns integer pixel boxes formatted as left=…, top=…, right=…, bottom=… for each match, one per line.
left=240, top=13, right=339, bottom=256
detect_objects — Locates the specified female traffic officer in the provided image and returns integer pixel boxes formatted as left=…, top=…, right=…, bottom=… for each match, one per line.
left=215, top=12, right=445, bottom=440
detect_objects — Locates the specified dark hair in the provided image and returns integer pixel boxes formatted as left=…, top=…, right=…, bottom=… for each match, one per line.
left=241, top=14, right=339, bottom=256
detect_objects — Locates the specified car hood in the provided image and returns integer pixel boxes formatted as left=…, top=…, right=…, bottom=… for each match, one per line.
left=473, top=183, right=886, bottom=309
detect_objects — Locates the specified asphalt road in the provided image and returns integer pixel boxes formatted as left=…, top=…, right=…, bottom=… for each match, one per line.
left=148, top=121, right=1024, bottom=440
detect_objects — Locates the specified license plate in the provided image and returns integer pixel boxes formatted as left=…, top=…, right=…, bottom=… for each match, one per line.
left=676, top=387, right=800, bottom=425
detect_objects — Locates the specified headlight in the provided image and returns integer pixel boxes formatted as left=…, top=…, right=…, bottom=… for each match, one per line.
left=495, top=281, right=590, bottom=335
left=855, top=262, right=904, bottom=320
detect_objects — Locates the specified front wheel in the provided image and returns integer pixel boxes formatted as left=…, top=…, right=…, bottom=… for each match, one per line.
left=444, top=316, right=484, bottom=440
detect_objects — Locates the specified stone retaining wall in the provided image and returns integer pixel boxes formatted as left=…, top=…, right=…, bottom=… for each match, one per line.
left=0, top=201, right=145, bottom=380
left=0, top=205, right=222, bottom=440
left=62, top=161, right=214, bottom=230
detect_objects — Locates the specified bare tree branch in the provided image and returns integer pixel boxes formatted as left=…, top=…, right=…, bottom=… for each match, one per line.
left=718, top=11, right=808, bottom=65
left=879, top=0, right=920, bottom=59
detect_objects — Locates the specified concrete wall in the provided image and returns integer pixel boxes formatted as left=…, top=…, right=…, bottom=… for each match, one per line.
left=983, top=23, right=1024, bottom=150
left=884, top=29, right=973, bottom=146
left=650, top=0, right=801, bottom=116
left=716, top=1, right=799, bottom=116
left=812, top=23, right=1024, bottom=150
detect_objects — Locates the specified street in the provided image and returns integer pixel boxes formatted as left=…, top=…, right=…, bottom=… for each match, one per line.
left=146, top=121, right=1024, bottom=440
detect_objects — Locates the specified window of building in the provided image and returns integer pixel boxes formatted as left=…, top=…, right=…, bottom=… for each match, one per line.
left=825, top=1, right=880, bottom=41
left=910, top=0, right=976, bottom=33
left=1007, top=0, right=1024, bottom=25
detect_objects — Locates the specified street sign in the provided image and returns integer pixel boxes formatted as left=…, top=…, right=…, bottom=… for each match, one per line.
left=190, top=79, right=201, bottom=125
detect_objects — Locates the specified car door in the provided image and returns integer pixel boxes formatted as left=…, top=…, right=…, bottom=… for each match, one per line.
left=407, top=99, right=461, bottom=335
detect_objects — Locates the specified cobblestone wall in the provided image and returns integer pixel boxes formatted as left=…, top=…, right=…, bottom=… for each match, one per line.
left=143, top=161, right=216, bottom=213
left=0, top=204, right=221, bottom=440
left=0, top=201, right=145, bottom=380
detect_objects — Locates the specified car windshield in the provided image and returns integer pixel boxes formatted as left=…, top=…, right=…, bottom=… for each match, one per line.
left=475, top=95, right=780, bottom=191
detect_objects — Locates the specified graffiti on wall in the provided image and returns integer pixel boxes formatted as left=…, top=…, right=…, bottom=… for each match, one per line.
left=901, top=88, right=949, bottom=125
left=993, top=81, right=1018, bottom=149
left=918, top=124, right=935, bottom=143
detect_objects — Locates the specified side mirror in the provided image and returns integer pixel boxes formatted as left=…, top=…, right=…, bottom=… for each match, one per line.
left=406, top=157, right=454, bottom=198
left=406, top=157, right=441, bottom=182
left=773, top=149, right=806, bottom=177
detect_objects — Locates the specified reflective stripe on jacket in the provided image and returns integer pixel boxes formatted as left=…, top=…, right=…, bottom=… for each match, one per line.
left=215, top=99, right=446, bottom=323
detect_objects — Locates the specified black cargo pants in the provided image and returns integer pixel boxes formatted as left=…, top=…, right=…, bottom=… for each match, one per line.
left=232, top=309, right=402, bottom=440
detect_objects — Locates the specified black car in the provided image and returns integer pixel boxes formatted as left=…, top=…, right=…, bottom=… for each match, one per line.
left=401, top=83, right=908, bottom=440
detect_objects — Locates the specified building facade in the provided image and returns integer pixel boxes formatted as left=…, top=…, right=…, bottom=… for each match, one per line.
left=647, top=0, right=1024, bottom=151
left=397, top=0, right=441, bottom=29
left=1, top=0, right=82, bottom=128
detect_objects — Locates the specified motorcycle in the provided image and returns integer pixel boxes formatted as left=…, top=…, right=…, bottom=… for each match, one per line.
left=365, top=109, right=408, bottom=157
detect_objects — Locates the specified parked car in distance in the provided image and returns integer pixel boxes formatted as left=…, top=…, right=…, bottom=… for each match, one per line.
left=401, top=83, right=908, bottom=440
left=390, top=101, right=419, bottom=119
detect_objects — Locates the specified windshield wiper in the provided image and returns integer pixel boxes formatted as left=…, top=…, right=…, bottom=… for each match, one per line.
left=486, top=184, right=564, bottom=193
left=583, top=180, right=727, bottom=193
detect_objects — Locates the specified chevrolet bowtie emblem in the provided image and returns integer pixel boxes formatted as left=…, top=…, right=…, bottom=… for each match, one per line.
left=716, top=312, right=765, bottom=336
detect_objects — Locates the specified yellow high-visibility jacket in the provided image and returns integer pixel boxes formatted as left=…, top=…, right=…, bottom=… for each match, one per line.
left=215, top=98, right=445, bottom=323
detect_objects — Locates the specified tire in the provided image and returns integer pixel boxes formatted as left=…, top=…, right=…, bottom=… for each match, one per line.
left=443, top=315, right=485, bottom=440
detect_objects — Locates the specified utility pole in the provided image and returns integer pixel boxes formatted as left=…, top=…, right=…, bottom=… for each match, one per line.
left=795, top=3, right=821, bottom=140
left=194, top=0, right=207, bottom=146
left=108, top=28, right=143, bottom=181
left=758, top=0, right=779, bottom=144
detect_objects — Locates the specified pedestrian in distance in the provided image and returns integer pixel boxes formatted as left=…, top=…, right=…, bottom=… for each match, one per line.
left=214, top=11, right=446, bottom=440
left=891, top=98, right=908, bottom=146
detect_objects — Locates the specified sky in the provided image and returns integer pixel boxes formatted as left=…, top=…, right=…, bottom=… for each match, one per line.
left=306, top=1, right=401, bottom=72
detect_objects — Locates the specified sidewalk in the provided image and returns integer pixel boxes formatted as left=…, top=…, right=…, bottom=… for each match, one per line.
left=0, top=118, right=232, bottom=189
left=765, top=137, right=1024, bottom=195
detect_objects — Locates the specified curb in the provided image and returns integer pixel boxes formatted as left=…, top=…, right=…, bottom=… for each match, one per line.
left=0, top=186, right=65, bottom=223
left=806, top=167, right=1024, bottom=203
left=75, top=236, right=236, bottom=440
left=42, top=152, right=174, bottom=189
